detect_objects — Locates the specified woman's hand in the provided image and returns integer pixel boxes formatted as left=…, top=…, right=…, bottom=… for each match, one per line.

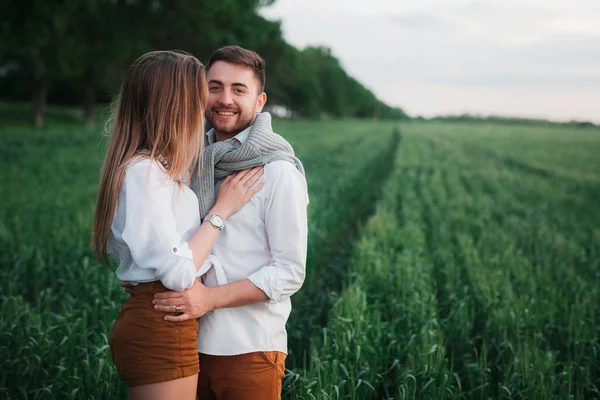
left=211, top=166, right=264, bottom=219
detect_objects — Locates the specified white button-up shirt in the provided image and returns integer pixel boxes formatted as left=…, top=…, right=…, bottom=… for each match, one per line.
left=108, top=158, right=222, bottom=292
left=198, top=126, right=309, bottom=355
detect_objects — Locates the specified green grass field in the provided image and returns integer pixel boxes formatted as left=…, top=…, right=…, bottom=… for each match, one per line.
left=1, top=104, right=599, bottom=399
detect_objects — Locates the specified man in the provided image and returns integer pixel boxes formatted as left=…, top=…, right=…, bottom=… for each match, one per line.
left=152, top=46, right=309, bottom=400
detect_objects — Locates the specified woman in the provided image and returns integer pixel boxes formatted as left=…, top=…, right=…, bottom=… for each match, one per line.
left=91, top=51, right=263, bottom=399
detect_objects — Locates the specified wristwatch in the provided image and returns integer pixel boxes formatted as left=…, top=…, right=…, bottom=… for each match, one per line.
left=203, top=214, right=225, bottom=230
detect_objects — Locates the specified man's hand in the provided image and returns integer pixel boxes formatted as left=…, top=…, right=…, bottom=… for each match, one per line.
left=120, top=281, right=134, bottom=295
left=153, top=279, right=215, bottom=322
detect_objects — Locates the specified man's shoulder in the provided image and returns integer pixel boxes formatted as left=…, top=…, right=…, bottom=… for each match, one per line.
left=263, top=160, right=305, bottom=184
left=264, top=159, right=300, bottom=173
left=263, top=161, right=308, bottom=203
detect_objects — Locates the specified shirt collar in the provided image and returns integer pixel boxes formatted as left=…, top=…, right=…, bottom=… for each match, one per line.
left=206, top=124, right=252, bottom=148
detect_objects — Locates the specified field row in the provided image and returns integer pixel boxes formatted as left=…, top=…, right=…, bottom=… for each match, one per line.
left=423, top=121, right=600, bottom=183
left=286, top=123, right=600, bottom=399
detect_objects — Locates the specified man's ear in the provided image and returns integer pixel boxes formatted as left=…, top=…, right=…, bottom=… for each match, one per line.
left=255, top=92, right=267, bottom=113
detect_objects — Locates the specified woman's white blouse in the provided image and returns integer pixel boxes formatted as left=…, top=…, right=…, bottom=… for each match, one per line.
left=107, top=158, right=205, bottom=292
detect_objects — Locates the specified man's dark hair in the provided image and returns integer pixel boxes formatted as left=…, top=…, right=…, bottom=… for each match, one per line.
left=207, top=46, right=266, bottom=92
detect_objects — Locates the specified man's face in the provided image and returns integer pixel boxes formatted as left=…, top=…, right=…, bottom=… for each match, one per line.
left=206, top=61, right=266, bottom=138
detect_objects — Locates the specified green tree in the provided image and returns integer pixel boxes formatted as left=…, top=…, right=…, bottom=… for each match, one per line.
left=69, top=0, right=155, bottom=123
left=0, top=0, right=408, bottom=123
left=1, top=0, right=80, bottom=126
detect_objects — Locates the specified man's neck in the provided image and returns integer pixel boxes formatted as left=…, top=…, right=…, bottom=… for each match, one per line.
left=214, top=131, right=236, bottom=143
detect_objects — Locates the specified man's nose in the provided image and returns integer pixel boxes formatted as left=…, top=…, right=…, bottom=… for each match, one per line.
left=218, top=89, right=233, bottom=105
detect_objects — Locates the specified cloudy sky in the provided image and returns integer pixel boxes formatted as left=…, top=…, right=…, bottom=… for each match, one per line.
left=260, top=0, right=600, bottom=123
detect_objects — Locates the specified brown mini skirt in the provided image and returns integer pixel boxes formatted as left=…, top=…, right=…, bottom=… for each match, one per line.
left=110, top=282, right=199, bottom=387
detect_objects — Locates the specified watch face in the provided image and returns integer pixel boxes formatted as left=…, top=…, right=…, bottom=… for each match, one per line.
left=213, top=215, right=224, bottom=227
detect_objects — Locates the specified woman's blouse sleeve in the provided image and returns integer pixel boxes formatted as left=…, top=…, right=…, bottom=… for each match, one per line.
left=120, top=161, right=197, bottom=292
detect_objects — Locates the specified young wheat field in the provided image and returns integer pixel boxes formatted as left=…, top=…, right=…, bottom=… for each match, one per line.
left=1, top=104, right=599, bottom=399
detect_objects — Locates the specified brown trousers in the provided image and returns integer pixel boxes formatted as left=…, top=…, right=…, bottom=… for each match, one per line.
left=197, top=351, right=286, bottom=400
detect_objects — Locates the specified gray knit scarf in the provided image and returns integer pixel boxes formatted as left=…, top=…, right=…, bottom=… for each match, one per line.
left=191, top=112, right=305, bottom=218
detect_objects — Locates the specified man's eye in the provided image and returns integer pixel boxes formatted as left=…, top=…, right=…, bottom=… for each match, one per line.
left=209, top=86, right=220, bottom=92
left=234, top=88, right=245, bottom=94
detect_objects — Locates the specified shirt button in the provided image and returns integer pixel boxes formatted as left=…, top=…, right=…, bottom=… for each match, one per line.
left=172, top=247, right=177, bottom=253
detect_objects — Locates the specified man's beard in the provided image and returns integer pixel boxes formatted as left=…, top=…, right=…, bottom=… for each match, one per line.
left=206, top=107, right=255, bottom=137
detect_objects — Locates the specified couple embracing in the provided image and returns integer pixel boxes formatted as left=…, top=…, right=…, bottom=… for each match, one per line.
left=91, top=46, right=309, bottom=399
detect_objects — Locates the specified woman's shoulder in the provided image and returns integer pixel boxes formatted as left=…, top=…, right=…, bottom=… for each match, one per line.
left=127, top=156, right=165, bottom=171
left=124, top=156, right=172, bottom=187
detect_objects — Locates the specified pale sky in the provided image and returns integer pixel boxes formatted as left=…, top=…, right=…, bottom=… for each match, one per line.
left=260, top=0, right=600, bottom=123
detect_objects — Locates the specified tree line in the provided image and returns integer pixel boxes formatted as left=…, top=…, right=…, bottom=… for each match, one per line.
left=0, top=0, right=408, bottom=126
left=425, top=114, right=599, bottom=128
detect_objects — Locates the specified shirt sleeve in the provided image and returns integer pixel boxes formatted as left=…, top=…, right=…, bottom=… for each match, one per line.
left=120, top=161, right=197, bottom=292
left=246, top=163, right=309, bottom=301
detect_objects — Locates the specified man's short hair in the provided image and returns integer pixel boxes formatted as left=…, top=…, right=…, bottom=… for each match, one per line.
left=207, top=46, right=266, bottom=93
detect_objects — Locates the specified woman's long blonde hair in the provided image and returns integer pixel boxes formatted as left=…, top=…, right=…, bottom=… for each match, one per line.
left=92, top=50, right=207, bottom=265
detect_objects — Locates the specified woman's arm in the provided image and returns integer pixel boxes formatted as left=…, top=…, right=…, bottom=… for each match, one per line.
left=119, top=160, right=263, bottom=291
left=186, top=167, right=264, bottom=269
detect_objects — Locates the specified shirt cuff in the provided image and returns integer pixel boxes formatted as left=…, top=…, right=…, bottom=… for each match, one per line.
left=195, top=255, right=228, bottom=285
left=170, top=241, right=194, bottom=261
left=247, top=267, right=283, bottom=301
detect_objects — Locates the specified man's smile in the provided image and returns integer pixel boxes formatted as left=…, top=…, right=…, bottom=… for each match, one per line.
left=215, top=110, right=237, bottom=116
